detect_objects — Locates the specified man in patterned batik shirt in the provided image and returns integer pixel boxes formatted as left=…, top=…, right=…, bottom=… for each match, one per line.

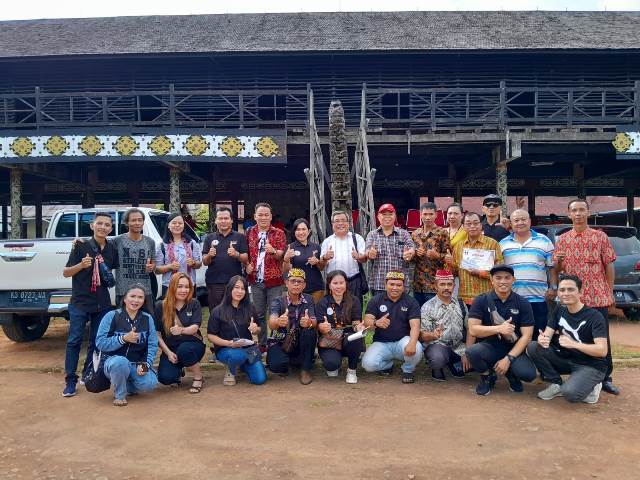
left=554, top=198, right=619, bottom=396
left=410, top=202, right=451, bottom=306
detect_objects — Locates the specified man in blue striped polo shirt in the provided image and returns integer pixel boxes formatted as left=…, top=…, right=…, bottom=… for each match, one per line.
left=499, top=209, right=558, bottom=340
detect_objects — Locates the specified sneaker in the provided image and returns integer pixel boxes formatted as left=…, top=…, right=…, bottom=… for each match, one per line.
left=378, top=366, right=394, bottom=376
left=506, top=371, right=524, bottom=393
left=326, top=369, right=339, bottom=377
left=537, top=383, right=563, bottom=401
left=448, top=361, right=465, bottom=378
left=601, top=379, right=620, bottom=395
left=475, top=372, right=497, bottom=396
left=223, top=369, right=236, bottom=386
left=346, top=368, right=358, bottom=384
left=431, top=369, right=447, bottom=382
left=62, top=381, right=77, bottom=397
left=78, top=378, right=86, bottom=386
left=583, top=383, right=603, bottom=404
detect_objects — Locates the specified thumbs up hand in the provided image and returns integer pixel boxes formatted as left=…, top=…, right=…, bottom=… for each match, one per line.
left=277, top=308, right=289, bottom=328
left=444, top=249, right=453, bottom=265
left=538, top=329, right=551, bottom=348
left=123, top=326, right=140, bottom=344
left=300, top=309, right=313, bottom=329
left=351, top=248, right=360, bottom=261
left=248, top=316, right=259, bottom=335
left=145, top=257, right=154, bottom=273
left=80, top=253, right=93, bottom=269
left=324, top=244, right=335, bottom=261
left=376, top=313, right=391, bottom=329
left=497, top=317, right=515, bottom=336
left=368, top=245, right=378, bottom=260
left=284, top=245, right=295, bottom=262
left=318, top=315, right=332, bottom=334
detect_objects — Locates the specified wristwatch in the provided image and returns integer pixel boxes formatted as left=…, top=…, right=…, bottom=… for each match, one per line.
left=506, top=354, right=516, bottom=363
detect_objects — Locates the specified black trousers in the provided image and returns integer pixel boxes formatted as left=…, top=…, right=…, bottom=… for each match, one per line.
left=466, top=341, right=537, bottom=382
left=157, top=341, right=206, bottom=385
left=593, top=307, right=613, bottom=380
left=207, top=283, right=226, bottom=312
left=318, top=337, right=365, bottom=371
left=267, top=328, right=317, bottom=373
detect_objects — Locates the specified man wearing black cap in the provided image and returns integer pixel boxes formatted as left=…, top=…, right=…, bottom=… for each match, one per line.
left=466, top=264, right=537, bottom=396
left=481, top=194, right=510, bottom=242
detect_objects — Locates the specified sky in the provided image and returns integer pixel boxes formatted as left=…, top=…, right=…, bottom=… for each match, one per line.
left=0, top=0, right=638, bottom=21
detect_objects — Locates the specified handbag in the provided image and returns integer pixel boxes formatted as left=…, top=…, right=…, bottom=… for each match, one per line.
left=281, top=326, right=299, bottom=353
left=89, top=239, right=116, bottom=288
left=351, top=233, right=369, bottom=296
left=230, top=317, right=262, bottom=365
left=318, top=328, right=344, bottom=350
left=82, top=350, right=111, bottom=393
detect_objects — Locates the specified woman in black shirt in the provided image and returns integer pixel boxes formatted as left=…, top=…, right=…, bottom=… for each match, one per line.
left=207, top=275, right=267, bottom=386
left=283, top=218, right=325, bottom=303
left=315, top=270, right=367, bottom=384
left=154, top=272, right=206, bottom=393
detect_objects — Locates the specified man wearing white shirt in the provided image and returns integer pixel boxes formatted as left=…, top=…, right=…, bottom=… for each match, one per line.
left=320, top=210, right=368, bottom=303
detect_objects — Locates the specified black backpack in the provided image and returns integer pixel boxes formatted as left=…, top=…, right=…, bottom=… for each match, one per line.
left=82, top=313, right=117, bottom=393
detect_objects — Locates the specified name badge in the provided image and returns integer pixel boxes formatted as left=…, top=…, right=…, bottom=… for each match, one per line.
left=510, top=309, right=519, bottom=315
left=327, top=307, right=334, bottom=316
left=212, top=240, right=219, bottom=246
left=294, top=250, right=301, bottom=256
left=379, top=305, right=388, bottom=313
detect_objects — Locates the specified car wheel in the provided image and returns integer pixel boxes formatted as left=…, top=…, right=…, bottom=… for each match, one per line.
left=1, top=314, right=51, bottom=342
left=622, top=308, right=640, bottom=321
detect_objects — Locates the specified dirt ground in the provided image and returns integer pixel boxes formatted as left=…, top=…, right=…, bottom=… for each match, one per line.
left=1, top=318, right=639, bottom=480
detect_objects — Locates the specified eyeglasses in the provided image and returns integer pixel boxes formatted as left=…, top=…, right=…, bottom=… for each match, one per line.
left=288, top=279, right=305, bottom=285
left=485, top=203, right=500, bottom=208
left=464, top=221, right=481, bottom=226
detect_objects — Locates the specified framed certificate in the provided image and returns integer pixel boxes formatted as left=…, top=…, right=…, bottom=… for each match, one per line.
left=461, top=248, right=495, bottom=271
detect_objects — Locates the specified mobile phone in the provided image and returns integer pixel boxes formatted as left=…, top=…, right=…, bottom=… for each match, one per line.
left=138, top=362, right=149, bottom=372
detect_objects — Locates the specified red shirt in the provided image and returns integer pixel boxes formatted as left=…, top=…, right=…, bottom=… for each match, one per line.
left=553, top=227, right=616, bottom=307
left=246, top=225, right=286, bottom=288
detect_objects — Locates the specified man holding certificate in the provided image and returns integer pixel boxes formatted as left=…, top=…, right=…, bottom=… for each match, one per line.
left=445, top=212, right=503, bottom=305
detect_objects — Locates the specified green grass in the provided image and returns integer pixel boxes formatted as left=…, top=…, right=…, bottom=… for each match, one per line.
left=612, top=344, right=640, bottom=360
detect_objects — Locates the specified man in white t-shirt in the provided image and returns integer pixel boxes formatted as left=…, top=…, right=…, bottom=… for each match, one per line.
left=320, top=210, right=367, bottom=302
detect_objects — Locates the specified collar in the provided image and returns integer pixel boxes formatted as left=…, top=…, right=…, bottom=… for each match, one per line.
left=383, top=292, right=404, bottom=303
left=507, top=229, right=537, bottom=242
left=376, top=226, right=400, bottom=236
left=568, top=226, right=592, bottom=237
left=286, top=292, right=308, bottom=306
left=464, top=234, right=486, bottom=246
left=215, top=230, right=235, bottom=238
left=489, top=290, right=514, bottom=304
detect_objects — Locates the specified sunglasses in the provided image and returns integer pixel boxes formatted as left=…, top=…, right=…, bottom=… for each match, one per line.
left=485, top=203, right=500, bottom=208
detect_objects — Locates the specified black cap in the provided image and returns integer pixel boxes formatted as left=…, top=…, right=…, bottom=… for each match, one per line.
left=490, top=264, right=515, bottom=276
left=483, top=194, right=503, bottom=206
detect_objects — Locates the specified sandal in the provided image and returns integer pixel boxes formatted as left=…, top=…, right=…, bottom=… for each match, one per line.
left=189, top=378, right=204, bottom=394
left=402, top=372, right=415, bottom=384
left=113, top=398, right=128, bottom=407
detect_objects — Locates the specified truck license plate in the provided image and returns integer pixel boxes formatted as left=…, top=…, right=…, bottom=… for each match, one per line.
left=9, top=291, right=48, bottom=306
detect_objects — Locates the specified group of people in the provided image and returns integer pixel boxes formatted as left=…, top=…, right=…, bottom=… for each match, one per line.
left=62, top=195, right=619, bottom=407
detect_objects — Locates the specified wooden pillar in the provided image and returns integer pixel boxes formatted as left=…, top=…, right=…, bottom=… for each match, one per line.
left=82, top=166, right=98, bottom=208
left=527, top=188, right=536, bottom=219
left=574, top=163, right=586, bottom=199
left=493, top=146, right=508, bottom=216
left=1, top=203, right=7, bottom=239
left=10, top=168, right=23, bottom=239
left=627, top=190, right=635, bottom=228
left=128, top=182, right=141, bottom=207
left=34, top=192, right=43, bottom=238
left=169, top=167, right=181, bottom=214
left=231, top=182, right=239, bottom=231
left=208, top=166, right=217, bottom=232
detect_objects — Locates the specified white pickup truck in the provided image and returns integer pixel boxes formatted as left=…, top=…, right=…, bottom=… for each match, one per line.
left=0, top=207, right=207, bottom=342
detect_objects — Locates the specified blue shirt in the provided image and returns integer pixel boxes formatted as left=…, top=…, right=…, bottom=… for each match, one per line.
left=499, top=230, right=554, bottom=302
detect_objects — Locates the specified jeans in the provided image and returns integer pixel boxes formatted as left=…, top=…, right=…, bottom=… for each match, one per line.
left=65, top=304, right=111, bottom=382
left=216, top=347, right=267, bottom=385
left=361, top=336, right=424, bottom=374
left=527, top=341, right=607, bottom=402
left=424, top=343, right=461, bottom=370
left=103, top=355, right=158, bottom=400
left=250, top=283, right=285, bottom=346
left=529, top=301, right=549, bottom=340
left=207, top=283, right=226, bottom=312
left=465, top=341, right=537, bottom=382
left=413, top=292, right=436, bottom=307
left=157, top=341, right=206, bottom=385
left=318, top=337, right=365, bottom=371
left=267, top=328, right=317, bottom=373
left=594, top=307, right=614, bottom=380
left=115, top=294, right=155, bottom=314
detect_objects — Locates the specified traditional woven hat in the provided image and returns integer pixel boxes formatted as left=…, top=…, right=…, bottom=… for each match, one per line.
left=435, top=269, right=454, bottom=281
left=385, top=270, right=405, bottom=282
left=287, top=268, right=306, bottom=280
